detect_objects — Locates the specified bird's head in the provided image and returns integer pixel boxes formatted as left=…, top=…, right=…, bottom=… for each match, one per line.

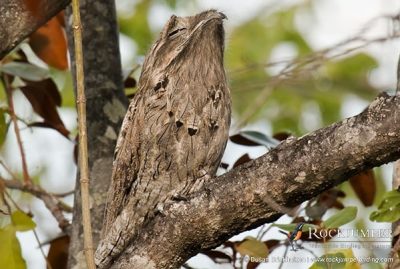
left=141, top=10, right=226, bottom=77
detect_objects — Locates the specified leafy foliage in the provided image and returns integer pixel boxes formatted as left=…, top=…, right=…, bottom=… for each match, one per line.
left=370, top=190, right=400, bottom=222
left=323, top=207, right=357, bottom=229
left=0, top=211, right=36, bottom=269
left=29, top=12, right=68, bottom=70
left=235, top=236, right=269, bottom=259
left=349, top=169, right=376, bottom=206
left=119, top=0, right=153, bottom=55
left=0, top=62, right=49, bottom=81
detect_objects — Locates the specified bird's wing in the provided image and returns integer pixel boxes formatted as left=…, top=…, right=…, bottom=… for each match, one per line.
left=101, top=94, right=144, bottom=236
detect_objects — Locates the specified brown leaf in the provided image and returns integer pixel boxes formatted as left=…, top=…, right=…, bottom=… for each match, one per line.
left=272, top=132, right=291, bottom=141
left=306, top=189, right=346, bottom=220
left=219, top=162, right=229, bottom=169
left=56, top=11, right=66, bottom=27
left=233, top=154, right=252, bottom=168
left=29, top=13, right=68, bottom=70
left=349, top=169, right=376, bottom=206
left=73, top=134, right=78, bottom=164
left=47, top=235, right=69, bottom=269
left=264, top=240, right=280, bottom=253
left=331, top=200, right=345, bottom=210
left=201, top=250, right=232, bottom=263
left=235, top=237, right=268, bottom=259
left=22, top=0, right=43, bottom=20
left=124, top=76, right=137, bottom=88
left=247, top=261, right=260, bottom=269
left=230, top=134, right=261, bottom=146
left=20, top=78, right=69, bottom=138
left=223, top=241, right=235, bottom=249
left=320, top=189, right=346, bottom=206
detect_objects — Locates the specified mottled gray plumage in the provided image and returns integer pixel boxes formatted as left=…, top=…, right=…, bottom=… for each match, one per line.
left=95, top=10, right=231, bottom=268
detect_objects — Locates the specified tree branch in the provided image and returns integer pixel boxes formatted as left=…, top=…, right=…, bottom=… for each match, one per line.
left=1, top=178, right=71, bottom=232
left=111, top=93, right=400, bottom=268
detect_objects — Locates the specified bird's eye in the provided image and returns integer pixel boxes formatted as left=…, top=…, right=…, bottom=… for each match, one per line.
left=168, top=28, right=186, bottom=38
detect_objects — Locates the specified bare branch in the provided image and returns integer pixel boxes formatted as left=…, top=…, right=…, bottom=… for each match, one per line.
left=112, top=93, right=400, bottom=268
left=234, top=13, right=400, bottom=128
left=70, top=0, right=96, bottom=267
left=1, top=178, right=71, bottom=232
left=2, top=75, right=30, bottom=184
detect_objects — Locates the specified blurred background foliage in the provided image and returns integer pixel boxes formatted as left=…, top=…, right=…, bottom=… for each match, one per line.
left=1, top=0, right=399, bottom=268
left=17, top=0, right=381, bottom=138
left=115, top=0, right=380, bottom=135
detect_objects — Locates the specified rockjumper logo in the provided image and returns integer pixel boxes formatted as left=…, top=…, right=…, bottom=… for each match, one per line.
left=279, top=222, right=305, bottom=251
left=307, top=228, right=392, bottom=240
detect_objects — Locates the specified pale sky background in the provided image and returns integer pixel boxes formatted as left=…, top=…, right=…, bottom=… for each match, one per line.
left=1, top=0, right=400, bottom=268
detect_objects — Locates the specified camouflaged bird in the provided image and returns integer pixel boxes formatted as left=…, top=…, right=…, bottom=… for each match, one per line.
left=95, top=10, right=231, bottom=268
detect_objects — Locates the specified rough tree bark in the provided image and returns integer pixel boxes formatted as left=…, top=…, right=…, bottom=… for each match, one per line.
left=0, top=0, right=70, bottom=59
left=64, top=0, right=128, bottom=268
left=111, top=93, right=400, bottom=268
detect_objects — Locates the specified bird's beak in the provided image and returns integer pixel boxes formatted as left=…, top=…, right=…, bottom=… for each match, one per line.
left=218, top=12, right=227, bottom=20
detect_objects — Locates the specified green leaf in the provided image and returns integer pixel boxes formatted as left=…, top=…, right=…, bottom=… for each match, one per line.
left=309, top=249, right=360, bottom=269
left=235, top=236, right=268, bottom=259
left=228, top=7, right=312, bottom=120
left=11, top=211, right=36, bottom=232
left=162, top=0, right=177, bottom=8
left=119, top=0, right=152, bottom=55
left=0, top=109, right=7, bottom=146
left=324, top=53, right=378, bottom=99
left=0, top=226, right=27, bottom=269
left=370, top=190, right=400, bottom=222
left=0, top=62, right=49, bottom=81
left=323, top=207, right=357, bottom=229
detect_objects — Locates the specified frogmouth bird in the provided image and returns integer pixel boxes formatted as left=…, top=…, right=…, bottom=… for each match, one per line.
left=95, top=10, right=231, bottom=268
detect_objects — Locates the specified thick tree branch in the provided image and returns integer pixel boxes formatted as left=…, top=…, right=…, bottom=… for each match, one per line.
left=112, top=93, right=400, bottom=268
left=0, top=0, right=70, bottom=59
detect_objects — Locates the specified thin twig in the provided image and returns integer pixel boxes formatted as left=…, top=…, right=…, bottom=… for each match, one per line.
left=0, top=179, right=11, bottom=215
left=1, top=75, right=30, bottom=184
left=257, top=224, right=273, bottom=241
left=4, top=188, right=24, bottom=212
left=0, top=159, right=18, bottom=179
left=2, top=177, right=71, bottom=231
left=234, top=13, right=400, bottom=128
left=1, top=160, right=72, bottom=212
left=32, top=229, right=53, bottom=269
left=277, top=245, right=289, bottom=269
left=71, top=0, right=96, bottom=267
left=51, top=190, right=75, bottom=198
